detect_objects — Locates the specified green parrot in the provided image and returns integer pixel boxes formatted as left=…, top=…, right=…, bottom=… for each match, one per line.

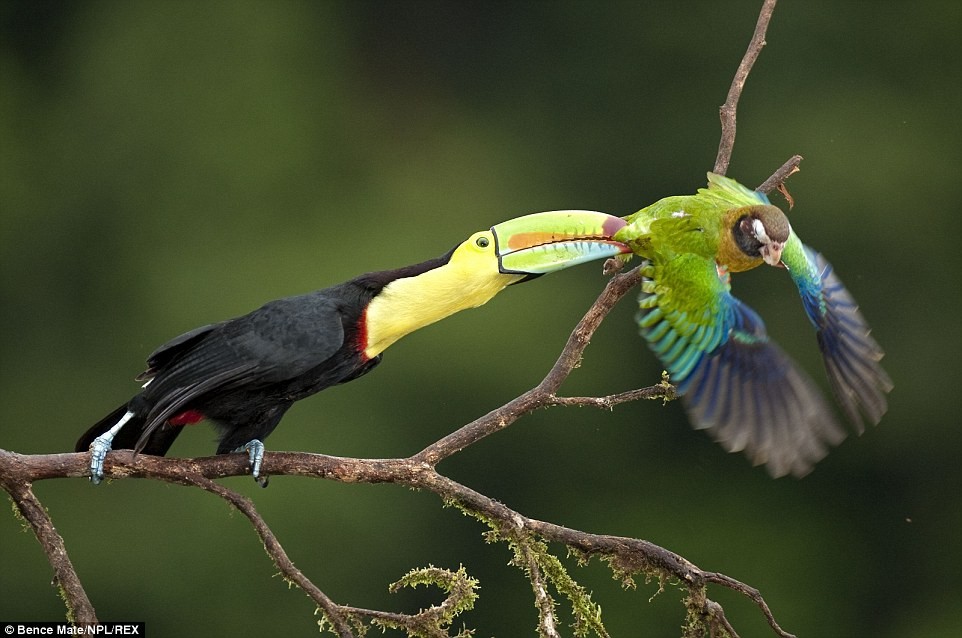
left=613, top=173, right=892, bottom=477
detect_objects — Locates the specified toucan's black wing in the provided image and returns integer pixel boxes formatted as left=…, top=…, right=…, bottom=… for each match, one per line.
left=136, top=322, right=222, bottom=382
left=133, top=291, right=349, bottom=447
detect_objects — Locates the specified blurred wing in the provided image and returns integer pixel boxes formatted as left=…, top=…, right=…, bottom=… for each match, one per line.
left=781, top=234, right=893, bottom=430
left=638, top=254, right=846, bottom=477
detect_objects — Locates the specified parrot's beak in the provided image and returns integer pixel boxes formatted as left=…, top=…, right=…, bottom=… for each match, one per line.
left=491, top=210, right=631, bottom=277
left=761, top=242, right=785, bottom=267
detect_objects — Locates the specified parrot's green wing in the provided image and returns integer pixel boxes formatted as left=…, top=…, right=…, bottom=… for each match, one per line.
left=637, top=253, right=847, bottom=478
left=780, top=233, right=893, bottom=430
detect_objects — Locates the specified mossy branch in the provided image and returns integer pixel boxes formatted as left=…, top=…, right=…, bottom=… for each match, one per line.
left=322, top=566, right=480, bottom=638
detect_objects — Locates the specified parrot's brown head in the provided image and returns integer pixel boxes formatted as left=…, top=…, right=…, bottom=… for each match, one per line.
left=731, top=204, right=791, bottom=268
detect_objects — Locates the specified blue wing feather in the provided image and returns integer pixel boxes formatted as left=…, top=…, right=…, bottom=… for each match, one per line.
left=783, top=238, right=893, bottom=430
left=638, top=259, right=847, bottom=477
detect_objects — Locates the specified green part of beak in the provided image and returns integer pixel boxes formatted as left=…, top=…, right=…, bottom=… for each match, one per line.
left=491, top=210, right=630, bottom=277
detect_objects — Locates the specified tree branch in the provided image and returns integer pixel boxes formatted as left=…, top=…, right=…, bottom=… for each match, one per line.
left=0, top=444, right=795, bottom=638
left=714, top=0, right=778, bottom=175
left=0, top=468, right=97, bottom=625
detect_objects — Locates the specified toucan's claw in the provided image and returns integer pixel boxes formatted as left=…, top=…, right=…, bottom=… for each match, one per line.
left=88, top=434, right=112, bottom=485
left=237, top=439, right=267, bottom=486
left=86, top=409, right=135, bottom=485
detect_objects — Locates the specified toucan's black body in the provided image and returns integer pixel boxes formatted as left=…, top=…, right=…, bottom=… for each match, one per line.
left=75, top=255, right=449, bottom=459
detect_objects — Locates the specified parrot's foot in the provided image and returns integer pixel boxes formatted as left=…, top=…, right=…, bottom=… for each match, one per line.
left=603, top=256, right=625, bottom=275
left=86, top=410, right=135, bottom=485
left=237, top=439, right=268, bottom=487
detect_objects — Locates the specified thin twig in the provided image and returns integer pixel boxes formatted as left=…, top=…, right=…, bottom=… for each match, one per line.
left=756, top=153, right=804, bottom=195
left=520, top=545, right=561, bottom=638
left=704, top=599, right=741, bottom=638
left=704, top=572, right=796, bottom=638
left=547, top=385, right=675, bottom=410
left=714, top=0, right=779, bottom=175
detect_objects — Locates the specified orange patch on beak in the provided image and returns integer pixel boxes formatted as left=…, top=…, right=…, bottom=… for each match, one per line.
left=506, top=231, right=588, bottom=249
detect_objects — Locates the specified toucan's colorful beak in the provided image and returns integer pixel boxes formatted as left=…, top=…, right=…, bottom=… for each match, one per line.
left=491, top=210, right=631, bottom=277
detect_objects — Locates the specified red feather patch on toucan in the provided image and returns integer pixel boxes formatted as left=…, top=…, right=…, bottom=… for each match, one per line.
left=355, top=307, right=370, bottom=361
left=168, top=409, right=205, bottom=426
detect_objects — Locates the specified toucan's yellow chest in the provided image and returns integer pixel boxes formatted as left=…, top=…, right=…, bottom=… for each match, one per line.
left=361, top=261, right=520, bottom=359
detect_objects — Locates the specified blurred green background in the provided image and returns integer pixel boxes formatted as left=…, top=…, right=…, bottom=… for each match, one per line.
left=1, top=1, right=959, bottom=635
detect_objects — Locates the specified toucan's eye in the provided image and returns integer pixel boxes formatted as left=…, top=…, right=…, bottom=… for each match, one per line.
left=476, top=236, right=490, bottom=248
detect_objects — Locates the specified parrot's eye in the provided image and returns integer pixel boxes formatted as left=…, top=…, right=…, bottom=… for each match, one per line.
left=476, top=237, right=490, bottom=248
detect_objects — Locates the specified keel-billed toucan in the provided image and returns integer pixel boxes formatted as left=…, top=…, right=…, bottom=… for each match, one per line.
left=77, top=211, right=630, bottom=484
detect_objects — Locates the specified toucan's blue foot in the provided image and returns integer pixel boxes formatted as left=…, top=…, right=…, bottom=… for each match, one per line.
left=87, top=410, right=135, bottom=485
left=236, top=439, right=268, bottom=487
left=88, top=434, right=111, bottom=485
